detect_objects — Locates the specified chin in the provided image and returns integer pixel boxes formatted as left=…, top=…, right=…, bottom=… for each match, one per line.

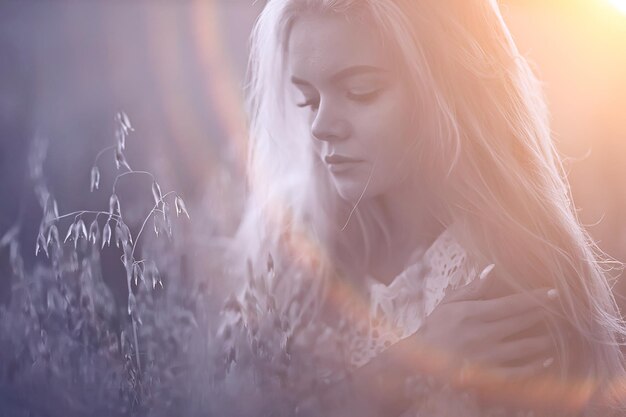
left=333, top=180, right=376, bottom=204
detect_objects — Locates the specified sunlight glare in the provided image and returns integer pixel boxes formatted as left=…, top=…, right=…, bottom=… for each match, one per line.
left=608, top=0, right=626, bottom=15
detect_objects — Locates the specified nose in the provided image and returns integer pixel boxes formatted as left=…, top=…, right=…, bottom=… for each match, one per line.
left=310, top=99, right=350, bottom=143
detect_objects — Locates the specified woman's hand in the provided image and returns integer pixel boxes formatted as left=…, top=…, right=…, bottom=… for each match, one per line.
left=414, top=265, right=562, bottom=384
left=296, top=265, right=567, bottom=417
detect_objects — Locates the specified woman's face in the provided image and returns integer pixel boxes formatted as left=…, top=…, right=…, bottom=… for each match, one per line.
left=287, top=12, right=421, bottom=203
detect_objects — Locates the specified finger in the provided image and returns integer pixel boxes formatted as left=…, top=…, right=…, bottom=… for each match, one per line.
left=441, top=263, right=496, bottom=304
left=475, top=335, right=553, bottom=365
left=482, top=309, right=548, bottom=340
left=472, top=287, right=558, bottom=320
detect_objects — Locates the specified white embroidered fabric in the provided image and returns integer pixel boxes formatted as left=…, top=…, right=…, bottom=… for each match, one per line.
left=308, top=228, right=560, bottom=417
left=305, top=227, right=547, bottom=416
left=356, top=226, right=477, bottom=368
left=303, top=226, right=479, bottom=382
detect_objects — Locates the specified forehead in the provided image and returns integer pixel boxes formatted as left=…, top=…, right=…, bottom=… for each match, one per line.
left=286, top=12, right=393, bottom=79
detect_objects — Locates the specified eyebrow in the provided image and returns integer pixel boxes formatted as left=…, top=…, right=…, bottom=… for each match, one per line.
left=290, top=65, right=388, bottom=86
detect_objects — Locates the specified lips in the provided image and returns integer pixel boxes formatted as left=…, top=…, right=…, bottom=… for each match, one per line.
left=324, top=154, right=362, bottom=164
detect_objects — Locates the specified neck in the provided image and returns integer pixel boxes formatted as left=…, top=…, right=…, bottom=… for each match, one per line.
left=368, top=176, right=444, bottom=285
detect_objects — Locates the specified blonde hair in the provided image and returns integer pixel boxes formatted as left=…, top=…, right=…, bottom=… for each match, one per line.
left=231, top=0, right=626, bottom=413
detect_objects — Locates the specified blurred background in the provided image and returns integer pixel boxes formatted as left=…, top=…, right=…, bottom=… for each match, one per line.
left=0, top=0, right=625, bottom=307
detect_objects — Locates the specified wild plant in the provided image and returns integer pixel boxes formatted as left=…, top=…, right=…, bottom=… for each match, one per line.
left=0, top=110, right=344, bottom=416
left=45, top=112, right=188, bottom=366
left=0, top=112, right=192, bottom=416
left=0, top=111, right=368, bottom=417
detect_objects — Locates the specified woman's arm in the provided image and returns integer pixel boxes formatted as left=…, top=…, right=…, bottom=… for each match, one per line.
left=298, top=273, right=564, bottom=416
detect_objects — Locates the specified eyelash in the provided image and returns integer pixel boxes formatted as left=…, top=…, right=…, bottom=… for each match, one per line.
left=296, top=99, right=319, bottom=111
left=347, top=90, right=381, bottom=102
left=297, top=90, right=381, bottom=110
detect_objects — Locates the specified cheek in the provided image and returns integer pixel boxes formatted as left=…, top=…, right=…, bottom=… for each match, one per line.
left=355, top=97, right=414, bottom=173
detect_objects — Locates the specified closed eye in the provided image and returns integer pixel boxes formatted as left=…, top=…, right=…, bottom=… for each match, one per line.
left=347, top=89, right=382, bottom=102
left=296, top=98, right=320, bottom=111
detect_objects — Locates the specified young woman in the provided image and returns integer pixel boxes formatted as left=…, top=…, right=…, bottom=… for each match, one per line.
left=226, top=0, right=626, bottom=415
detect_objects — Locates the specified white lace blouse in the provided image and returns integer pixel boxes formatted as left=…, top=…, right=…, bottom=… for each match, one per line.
left=305, top=227, right=547, bottom=416
left=309, top=226, right=479, bottom=379
left=354, top=226, right=478, bottom=368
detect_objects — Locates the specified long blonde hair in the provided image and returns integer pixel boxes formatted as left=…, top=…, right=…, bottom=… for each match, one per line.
left=231, top=0, right=626, bottom=412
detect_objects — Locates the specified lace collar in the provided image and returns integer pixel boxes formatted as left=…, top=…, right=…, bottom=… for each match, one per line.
left=365, top=226, right=462, bottom=290
left=366, top=225, right=477, bottom=328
